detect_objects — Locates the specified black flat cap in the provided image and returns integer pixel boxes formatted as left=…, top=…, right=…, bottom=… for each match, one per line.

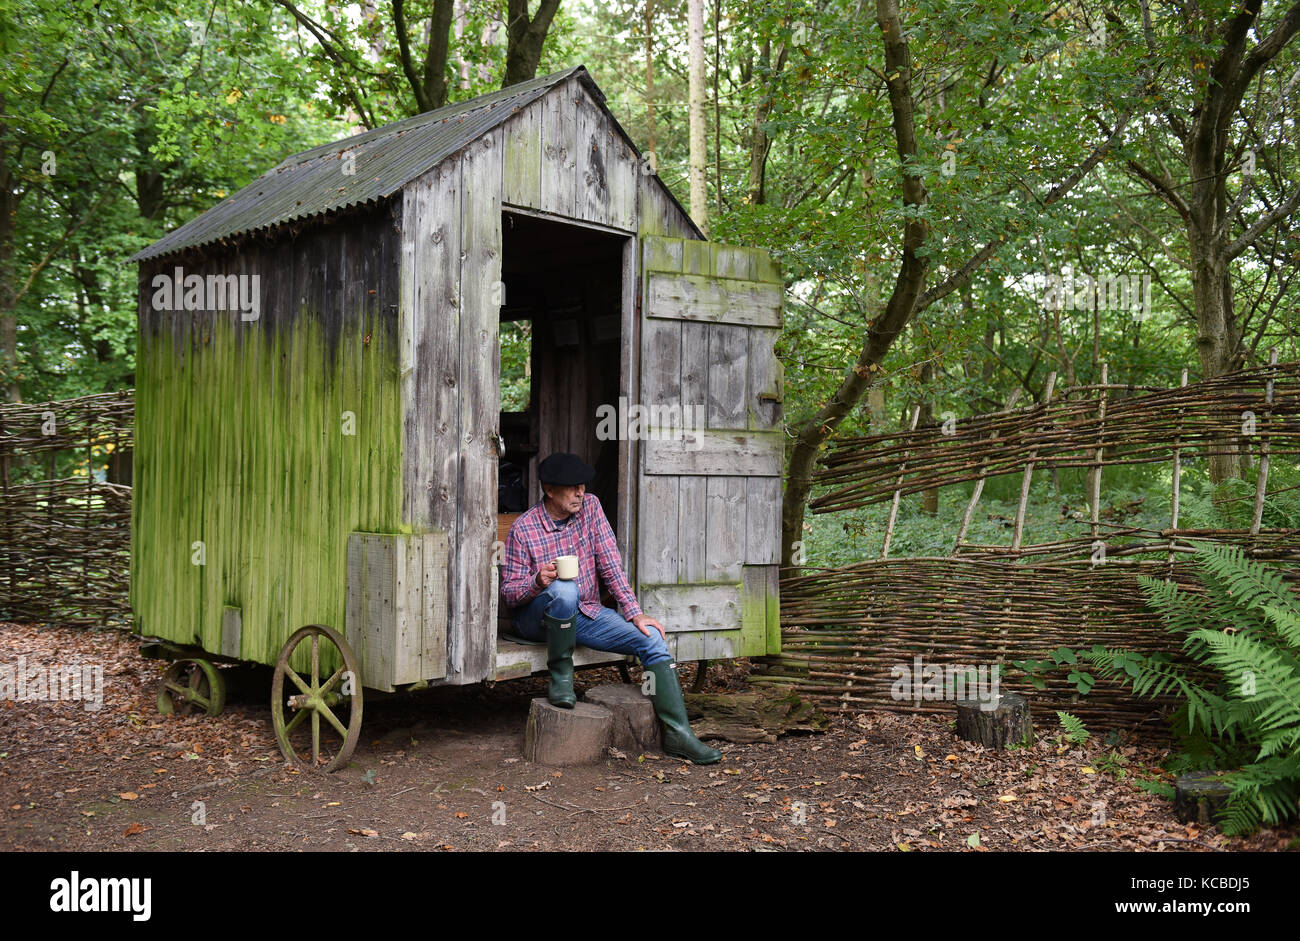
left=538, top=452, right=596, bottom=485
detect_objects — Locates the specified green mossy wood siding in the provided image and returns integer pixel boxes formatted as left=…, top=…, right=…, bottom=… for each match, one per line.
left=131, top=205, right=405, bottom=674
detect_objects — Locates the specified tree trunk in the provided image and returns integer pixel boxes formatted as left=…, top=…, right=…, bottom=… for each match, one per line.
left=781, top=0, right=930, bottom=566
left=503, top=0, right=562, bottom=89
left=919, top=359, right=937, bottom=514
left=644, top=0, right=656, bottom=165
left=687, top=0, right=709, bottom=236
left=1, top=99, right=19, bottom=403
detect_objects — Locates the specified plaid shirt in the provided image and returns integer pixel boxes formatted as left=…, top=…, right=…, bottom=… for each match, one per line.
left=500, top=493, right=642, bottom=621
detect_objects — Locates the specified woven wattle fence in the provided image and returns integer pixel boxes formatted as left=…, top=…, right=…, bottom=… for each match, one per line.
left=0, top=392, right=134, bottom=625
left=755, top=357, right=1300, bottom=730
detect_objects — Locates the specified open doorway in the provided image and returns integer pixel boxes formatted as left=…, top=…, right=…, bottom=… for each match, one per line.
left=498, top=210, right=629, bottom=537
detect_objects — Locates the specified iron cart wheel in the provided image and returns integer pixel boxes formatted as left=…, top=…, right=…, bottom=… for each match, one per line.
left=157, top=658, right=226, bottom=717
left=270, top=624, right=364, bottom=772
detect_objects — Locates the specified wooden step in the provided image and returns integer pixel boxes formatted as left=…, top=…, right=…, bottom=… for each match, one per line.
left=494, top=638, right=629, bottom=681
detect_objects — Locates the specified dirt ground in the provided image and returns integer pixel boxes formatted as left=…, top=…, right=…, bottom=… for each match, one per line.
left=1, top=621, right=1296, bottom=852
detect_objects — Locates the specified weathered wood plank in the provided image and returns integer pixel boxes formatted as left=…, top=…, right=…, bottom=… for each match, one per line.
left=221, top=606, right=242, bottom=660
left=643, top=430, right=782, bottom=476
left=494, top=638, right=628, bottom=681
left=744, top=476, right=781, bottom=565
left=401, top=159, right=461, bottom=534
left=705, top=476, right=746, bottom=582
left=605, top=127, right=639, bottom=232
left=764, top=564, right=781, bottom=655
left=539, top=83, right=577, bottom=219
left=575, top=89, right=611, bottom=226
left=740, top=565, right=769, bottom=656
left=707, top=324, right=748, bottom=428
left=346, top=532, right=397, bottom=691
left=640, top=317, right=681, bottom=407
left=456, top=128, right=504, bottom=683
left=637, top=475, right=679, bottom=584
left=712, top=243, right=756, bottom=281
left=679, top=476, right=707, bottom=582
left=638, top=584, right=743, bottom=633
left=420, top=532, right=449, bottom=680
left=747, top=326, right=782, bottom=430
left=682, top=238, right=713, bottom=276
left=617, top=236, right=638, bottom=584
left=642, top=233, right=683, bottom=273
left=637, top=179, right=698, bottom=239
left=646, top=272, right=782, bottom=327
left=680, top=321, right=708, bottom=417
left=502, top=107, right=542, bottom=208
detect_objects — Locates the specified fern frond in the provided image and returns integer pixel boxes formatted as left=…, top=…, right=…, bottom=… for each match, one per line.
left=1191, top=541, right=1300, bottom=617
left=1056, top=711, right=1089, bottom=745
left=1221, top=755, right=1300, bottom=834
left=1193, top=629, right=1300, bottom=754
left=1262, top=604, right=1300, bottom=651
left=1137, top=574, right=1219, bottom=637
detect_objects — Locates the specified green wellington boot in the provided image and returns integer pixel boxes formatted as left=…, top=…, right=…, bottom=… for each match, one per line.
left=645, top=661, right=722, bottom=764
left=543, top=612, right=577, bottom=708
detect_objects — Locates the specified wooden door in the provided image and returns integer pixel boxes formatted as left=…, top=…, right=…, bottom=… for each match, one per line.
left=635, top=235, right=784, bottom=661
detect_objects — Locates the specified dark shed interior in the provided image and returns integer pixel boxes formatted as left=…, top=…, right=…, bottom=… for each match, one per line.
left=498, top=211, right=628, bottom=531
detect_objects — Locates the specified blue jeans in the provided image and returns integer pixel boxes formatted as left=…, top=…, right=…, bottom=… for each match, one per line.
left=512, top=579, right=672, bottom=667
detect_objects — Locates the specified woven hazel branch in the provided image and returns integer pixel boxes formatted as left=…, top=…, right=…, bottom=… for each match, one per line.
left=1, top=391, right=134, bottom=625
left=772, top=360, right=1300, bottom=726
left=811, top=362, right=1300, bottom=512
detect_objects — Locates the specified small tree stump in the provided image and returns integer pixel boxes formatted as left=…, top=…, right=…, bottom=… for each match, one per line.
left=584, top=684, right=661, bottom=753
left=955, top=693, right=1032, bottom=749
left=1174, top=773, right=1232, bottom=825
left=522, top=699, right=612, bottom=766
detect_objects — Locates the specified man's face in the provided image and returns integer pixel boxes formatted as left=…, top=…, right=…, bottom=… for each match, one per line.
left=544, top=483, right=585, bottom=515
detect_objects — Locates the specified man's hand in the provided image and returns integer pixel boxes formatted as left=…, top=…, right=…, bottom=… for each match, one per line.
left=535, top=562, right=558, bottom=590
left=632, top=613, right=666, bottom=641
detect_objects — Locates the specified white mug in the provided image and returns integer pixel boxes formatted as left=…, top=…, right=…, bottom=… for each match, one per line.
left=554, top=555, right=579, bottom=580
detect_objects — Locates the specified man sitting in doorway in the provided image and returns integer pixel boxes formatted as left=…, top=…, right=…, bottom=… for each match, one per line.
left=500, top=451, right=721, bottom=764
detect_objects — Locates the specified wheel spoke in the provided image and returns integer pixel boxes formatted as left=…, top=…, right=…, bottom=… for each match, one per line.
left=311, top=635, right=320, bottom=689
left=285, top=666, right=312, bottom=696
left=164, top=681, right=190, bottom=697
left=311, top=710, right=321, bottom=764
left=283, top=706, right=309, bottom=734
left=317, top=702, right=348, bottom=738
left=319, top=666, right=346, bottom=695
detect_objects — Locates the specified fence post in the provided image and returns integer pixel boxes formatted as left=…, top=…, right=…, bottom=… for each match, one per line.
left=1169, top=368, right=1188, bottom=564
left=953, top=388, right=1023, bottom=554
left=1089, top=362, right=1109, bottom=542
left=1012, top=372, right=1057, bottom=551
left=1250, top=348, right=1279, bottom=535
left=881, top=405, right=922, bottom=559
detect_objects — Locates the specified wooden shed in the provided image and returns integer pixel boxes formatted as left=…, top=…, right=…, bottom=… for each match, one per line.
left=129, top=65, right=784, bottom=695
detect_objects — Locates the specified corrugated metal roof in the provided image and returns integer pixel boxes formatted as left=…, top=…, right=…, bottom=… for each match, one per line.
left=130, top=66, right=593, bottom=262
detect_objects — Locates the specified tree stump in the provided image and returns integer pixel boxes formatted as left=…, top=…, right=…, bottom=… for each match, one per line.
left=955, top=693, right=1032, bottom=749
left=522, top=699, right=612, bottom=766
left=584, top=684, right=661, bottom=753
left=1174, top=772, right=1232, bottom=825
